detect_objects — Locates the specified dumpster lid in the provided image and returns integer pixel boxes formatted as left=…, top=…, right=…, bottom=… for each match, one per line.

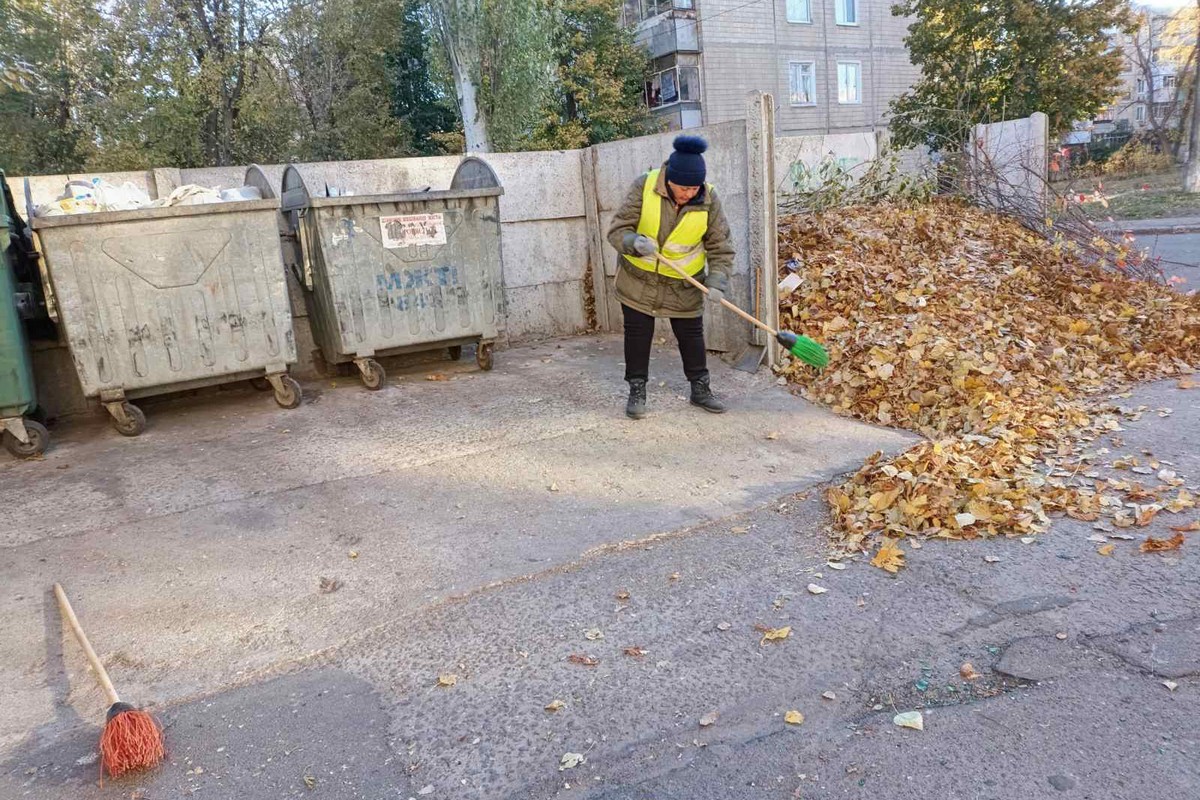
left=280, top=157, right=503, bottom=214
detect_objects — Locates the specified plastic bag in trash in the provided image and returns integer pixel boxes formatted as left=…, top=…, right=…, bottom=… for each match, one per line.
left=219, top=186, right=263, bottom=202
left=35, top=178, right=153, bottom=216
left=156, top=184, right=223, bottom=207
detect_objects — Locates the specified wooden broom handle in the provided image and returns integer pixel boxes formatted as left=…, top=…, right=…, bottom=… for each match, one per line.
left=54, top=583, right=121, bottom=706
left=655, top=253, right=779, bottom=338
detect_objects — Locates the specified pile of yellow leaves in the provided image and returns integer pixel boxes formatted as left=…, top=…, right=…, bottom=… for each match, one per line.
left=777, top=200, right=1200, bottom=555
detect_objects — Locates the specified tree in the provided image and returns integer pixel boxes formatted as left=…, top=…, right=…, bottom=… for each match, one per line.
left=277, top=0, right=413, bottom=162
left=889, top=0, right=1134, bottom=150
left=391, top=0, right=459, bottom=154
left=426, top=0, right=552, bottom=152
left=531, top=0, right=654, bottom=150
left=1186, top=1, right=1200, bottom=192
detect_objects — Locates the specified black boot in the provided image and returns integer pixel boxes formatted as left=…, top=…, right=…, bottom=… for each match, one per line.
left=626, top=379, right=647, bottom=419
left=690, top=376, right=726, bottom=414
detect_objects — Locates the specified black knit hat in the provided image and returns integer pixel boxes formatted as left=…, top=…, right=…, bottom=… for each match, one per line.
left=666, top=135, right=708, bottom=187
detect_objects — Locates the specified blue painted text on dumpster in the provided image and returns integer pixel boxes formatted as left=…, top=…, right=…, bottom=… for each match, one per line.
left=375, top=266, right=464, bottom=311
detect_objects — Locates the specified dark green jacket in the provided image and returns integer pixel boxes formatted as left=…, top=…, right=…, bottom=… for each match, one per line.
left=606, top=164, right=735, bottom=319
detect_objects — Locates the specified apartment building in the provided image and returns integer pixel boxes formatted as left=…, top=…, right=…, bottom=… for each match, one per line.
left=1093, top=5, right=1190, bottom=136
left=621, top=0, right=920, bottom=135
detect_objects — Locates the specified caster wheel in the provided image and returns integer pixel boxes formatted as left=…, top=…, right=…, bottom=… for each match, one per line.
left=274, top=376, right=303, bottom=409
left=3, top=420, right=49, bottom=459
left=476, top=343, right=494, bottom=372
left=448, top=345, right=463, bottom=361
left=113, top=403, right=146, bottom=437
left=361, top=360, right=386, bottom=391
left=250, top=376, right=272, bottom=391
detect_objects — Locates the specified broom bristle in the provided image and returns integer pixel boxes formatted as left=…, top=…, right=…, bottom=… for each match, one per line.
left=100, top=708, right=164, bottom=778
left=788, top=336, right=829, bottom=369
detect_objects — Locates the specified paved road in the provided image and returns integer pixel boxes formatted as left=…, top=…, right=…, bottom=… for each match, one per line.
left=2, top=347, right=1197, bottom=799
left=1138, top=232, right=1200, bottom=290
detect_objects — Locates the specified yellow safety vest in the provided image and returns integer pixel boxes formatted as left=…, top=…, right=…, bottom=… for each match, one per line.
left=623, top=168, right=710, bottom=279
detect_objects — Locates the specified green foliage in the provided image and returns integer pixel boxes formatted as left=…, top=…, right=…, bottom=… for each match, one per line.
left=890, top=0, right=1133, bottom=151
left=779, top=150, right=936, bottom=214
left=391, top=0, right=459, bottom=154
left=531, top=0, right=654, bottom=150
left=1104, top=139, right=1176, bottom=177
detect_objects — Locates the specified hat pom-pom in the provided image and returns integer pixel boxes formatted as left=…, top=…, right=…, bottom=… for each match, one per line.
left=672, top=135, right=708, bottom=155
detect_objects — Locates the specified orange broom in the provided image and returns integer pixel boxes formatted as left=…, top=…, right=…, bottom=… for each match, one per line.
left=53, top=583, right=165, bottom=778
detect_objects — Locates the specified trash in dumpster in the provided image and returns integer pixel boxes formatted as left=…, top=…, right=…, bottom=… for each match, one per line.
left=35, top=178, right=264, bottom=217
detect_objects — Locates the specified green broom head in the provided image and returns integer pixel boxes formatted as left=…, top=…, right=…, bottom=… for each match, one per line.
left=776, top=330, right=829, bottom=369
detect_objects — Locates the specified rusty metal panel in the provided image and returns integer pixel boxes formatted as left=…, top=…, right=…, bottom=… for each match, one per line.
left=34, top=201, right=297, bottom=398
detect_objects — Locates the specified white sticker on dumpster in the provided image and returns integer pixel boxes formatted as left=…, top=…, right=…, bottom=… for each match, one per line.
left=381, top=213, right=447, bottom=248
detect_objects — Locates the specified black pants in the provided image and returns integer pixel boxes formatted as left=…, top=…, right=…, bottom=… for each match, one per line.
left=622, top=304, right=708, bottom=383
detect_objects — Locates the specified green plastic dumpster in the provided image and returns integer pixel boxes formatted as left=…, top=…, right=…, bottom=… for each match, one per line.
left=0, top=172, right=49, bottom=458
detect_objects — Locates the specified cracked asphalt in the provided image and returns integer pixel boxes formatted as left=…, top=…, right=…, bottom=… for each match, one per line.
left=1, top=346, right=1197, bottom=799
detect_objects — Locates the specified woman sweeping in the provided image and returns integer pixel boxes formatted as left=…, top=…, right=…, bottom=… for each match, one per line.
left=606, top=135, right=735, bottom=420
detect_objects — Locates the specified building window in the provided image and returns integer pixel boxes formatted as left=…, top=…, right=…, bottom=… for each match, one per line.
left=1135, top=77, right=1146, bottom=98
left=646, top=65, right=701, bottom=109
left=837, top=61, right=862, bottom=104
left=1135, top=105, right=1146, bottom=122
left=789, top=62, right=816, bottom=106
left=623, top=0, right=693, bottom=25
left=835, top=0, right=858, bottom=25
left=786, top=0, right=812, bottom=24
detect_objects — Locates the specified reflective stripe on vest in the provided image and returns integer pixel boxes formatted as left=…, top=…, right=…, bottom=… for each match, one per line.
left=623, top=168, right=710, bottom=279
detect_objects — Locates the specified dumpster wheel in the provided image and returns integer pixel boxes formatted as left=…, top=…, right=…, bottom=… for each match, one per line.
left=448, top=345, right=463, bottom=361
left=3, top=420, right=49, bottom=459
left=358, top=359, right=386, bottom=391
left=111, top=403, right=147, bottom=437
left=477, top=343, right=495, bottom=372
left=273, top=376, right=303, bottom=409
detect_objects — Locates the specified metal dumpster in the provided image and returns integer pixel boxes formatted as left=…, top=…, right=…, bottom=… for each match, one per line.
left=32, top=166, right=302, bottom=436
left=279, top=157, right=505, bottom=389
left=1, top=172, right=48, bottom=458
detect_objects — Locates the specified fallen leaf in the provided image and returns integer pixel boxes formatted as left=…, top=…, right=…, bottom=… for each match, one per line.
left=584, top=628, right=604, bottom=641
left=545, top=699, right=565, bottom=712
left=426, top=374, right=449, bottom=382
left=669, top=572, right=680, bottom=582
left=716, top=622, right=732, bottom=631
left=893, top=711, right=924, bottom=731
left=871, top=539, right=906, bottom=573
left=303, top=776, right=316, bottom=789
left=821, top=690, right=837, bottom=700
left=1169, top=520, right=1200, bottom=533
left=699, top=711, right=719, bottom=727
left=807, top=583, right=828, bottom=595
left=1098, top=544, right=1115, bottom=556
left=623, top=646, right=646, bottom=658
left=766, top=432, right=780, bottom=440
left=567, top=654, right=599, bottom=666
left=1178, top=378, right=1198, bottom=389
left=560, top=752, right=586, bottom=771
left=730, top=525, right=750, bottom=535
left=549, top=482, right=560, bottom=492
left=1163, top=680, right=1179, bottom=691
left=349, top=550, right=358, bottom=559
left=1136, top=507, right=1160, bottom=527
left=318, top=576, right=341, bottom=594
left=616, top=590, right=631, bottom=601
left=1056, top=632, right=1069, bottom=640
left=436, top=674, right=457, bottom=687
left=960, top=662, right=981, bottom=681
left=983, top=555, right=1002, bottom=563
left=1140, top=533, right=1184, bottom=553
left=827, top=561, right=848, bottom=570
left=759, top=626, right=792, bottom=645
left=784, top=710, right=805, bottom=725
